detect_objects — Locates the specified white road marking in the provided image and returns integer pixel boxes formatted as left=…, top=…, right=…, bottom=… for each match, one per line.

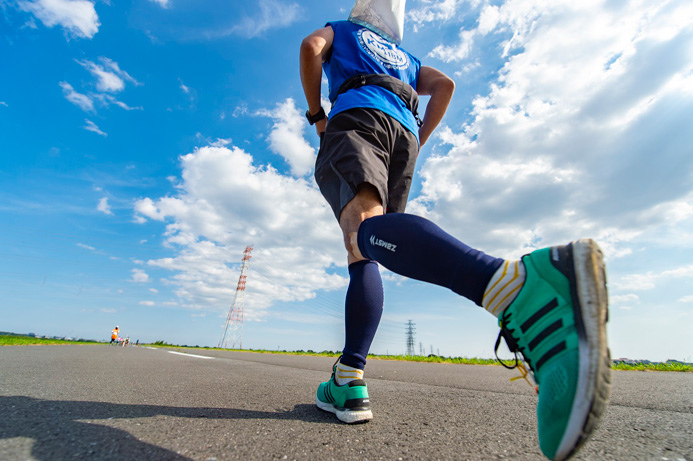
left=168, top=351, right=214, bottom=359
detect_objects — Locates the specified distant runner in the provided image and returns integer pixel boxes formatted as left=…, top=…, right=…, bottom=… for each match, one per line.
left=110, top=326, right=119, bottom=345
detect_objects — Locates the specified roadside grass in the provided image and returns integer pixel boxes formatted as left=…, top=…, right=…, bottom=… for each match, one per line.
left=147, top=343, right=693, bottom=372
left=4, top=335, right=691, bottom=372
left=611, top=362, right=693, bottom=373
left=227, top=348, right=499, bottom=366
left=0, top=335, right=100, bottom=346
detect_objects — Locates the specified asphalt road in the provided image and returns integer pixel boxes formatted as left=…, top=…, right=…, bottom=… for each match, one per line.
left=1, top=345, right=691, bottom=460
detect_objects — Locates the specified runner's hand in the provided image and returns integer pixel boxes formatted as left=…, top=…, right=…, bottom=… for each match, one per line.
left=315, top=118, right=327, bottom=138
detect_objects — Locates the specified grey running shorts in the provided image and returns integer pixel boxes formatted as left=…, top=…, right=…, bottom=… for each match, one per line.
left=314, top=108, right=419, bottom=221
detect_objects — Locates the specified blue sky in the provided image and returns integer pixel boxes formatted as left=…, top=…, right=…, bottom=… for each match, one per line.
left=1, top=0, right=692, bottom=362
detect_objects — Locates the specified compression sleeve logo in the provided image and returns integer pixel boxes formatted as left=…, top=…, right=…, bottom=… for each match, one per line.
left=370, top=234, right=397, bottom=252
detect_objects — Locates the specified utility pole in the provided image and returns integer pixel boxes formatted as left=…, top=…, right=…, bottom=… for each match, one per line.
left=218, top=246, right=253, bottom=349
left=405, top=320, right=416, bottom=356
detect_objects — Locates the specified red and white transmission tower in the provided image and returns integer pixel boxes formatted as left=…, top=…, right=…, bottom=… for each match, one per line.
left=218, top=245, right=253, bottom=349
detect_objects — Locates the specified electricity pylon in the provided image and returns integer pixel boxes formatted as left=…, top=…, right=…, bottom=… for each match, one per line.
left=406, top=320, right=416, bottom=356
left=218, top=246, right=253, bottom=349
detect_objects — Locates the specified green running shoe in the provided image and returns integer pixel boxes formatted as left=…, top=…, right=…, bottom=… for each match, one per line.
left=496, top=239, right=612, bottom=460
left=315, top=361, right=372, bottom=424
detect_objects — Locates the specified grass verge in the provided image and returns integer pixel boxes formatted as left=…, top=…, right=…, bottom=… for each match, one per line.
left=611, top=362, right=693, bottom=373
left=147, top=344, right=693, bottom=372
left=4, top=336, right=691, bottom=372
left=0, top=335, right=100, bottom=346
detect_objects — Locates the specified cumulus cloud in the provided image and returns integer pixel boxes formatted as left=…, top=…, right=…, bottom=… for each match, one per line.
left=97, top=196, right=112, bottom=214
left=409, top=0, right=693, bottom=259
left=19, top=0, right=100, bottom=39
left=257, top=98, right=316, bottom=177
left=134, top=143, right=345, bottom=318
left=131, top=268, right=150, bottom=283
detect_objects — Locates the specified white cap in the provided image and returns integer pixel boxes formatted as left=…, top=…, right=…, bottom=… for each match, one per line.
left=348, top=0, right=406, bottom=44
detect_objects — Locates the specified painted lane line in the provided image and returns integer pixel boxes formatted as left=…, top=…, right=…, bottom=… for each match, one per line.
left=168, top=351, right=214, bottom=360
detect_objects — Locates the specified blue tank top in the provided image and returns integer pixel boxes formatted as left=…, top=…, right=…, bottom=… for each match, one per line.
left=324, top=20, right=421, bottom=140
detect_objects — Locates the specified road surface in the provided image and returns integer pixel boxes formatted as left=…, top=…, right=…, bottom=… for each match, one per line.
left=1, top=345, right=691, bottom=460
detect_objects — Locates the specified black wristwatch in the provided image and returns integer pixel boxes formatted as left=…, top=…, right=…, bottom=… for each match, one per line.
left=305, top=107, right=326, bottom=125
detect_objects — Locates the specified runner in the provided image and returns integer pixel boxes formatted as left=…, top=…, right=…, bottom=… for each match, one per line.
left=300, top=1, right=611, bottom=459
left=110, top=326, right=119, bottom=345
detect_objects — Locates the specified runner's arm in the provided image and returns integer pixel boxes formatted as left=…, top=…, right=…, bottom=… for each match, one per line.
left=416, top=66, right=455, bottom=147
left=300, top=26, right=334, bottom=137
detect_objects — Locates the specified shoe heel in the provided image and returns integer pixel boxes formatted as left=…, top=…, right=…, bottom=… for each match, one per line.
left=556, top=239, right=612, bottom=460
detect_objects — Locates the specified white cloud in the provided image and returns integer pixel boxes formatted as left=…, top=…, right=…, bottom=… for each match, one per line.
left=408, top=0, right=693, bottom=258
left=81, top=61, right=124, bottom=92
left=19, top=0, right=100, bottom=39
left=613, top=265, right=693, bottom=292
left=218, top=0, right=300, bottom=39
left=257, top=98, right=316, bottom=177
left=94, top=94, right=143, bottom=111
left=408, top=0, right=461, bottom=27
left=233, top=104, right=249, bottom=118
left=97, top=197, right=112, bottom=214
left=84, top=119, right=107, bottom=136
left=610, top=293, right=639, bottom=311
left=78, top=57, right=140, bottom=93
left=139, top=301, right=155, bottom=306
left=61, top=59, right=140, bottom=115
left=59, top=81, right=94, bottom=112
left=0, top=102, right=7, bottom=107
left=131, top=268, right=150, bottom=283
left=429, top=29, right=476, bottom=61
left=134, top=143, right=346, bottom=318
left=149, top=0, right=169, bottom=8
left=178, top=79, right=195, bottom=107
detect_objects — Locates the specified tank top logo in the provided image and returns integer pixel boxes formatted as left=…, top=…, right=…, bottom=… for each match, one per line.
left=358, top=28, right=409, bottom=70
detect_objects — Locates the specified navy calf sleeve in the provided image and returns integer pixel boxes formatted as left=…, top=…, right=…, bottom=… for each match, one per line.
left=341, top=260, right=384, bottom=370
left=357, top=213, right=503, bottom=306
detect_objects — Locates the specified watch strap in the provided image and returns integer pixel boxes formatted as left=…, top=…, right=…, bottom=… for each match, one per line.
left=305, top=107, right=326, bottom=125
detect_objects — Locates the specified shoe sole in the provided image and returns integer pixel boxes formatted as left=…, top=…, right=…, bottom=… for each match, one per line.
left=554, top=239, right=612, bottom=461
left=315, top=396, right=373, bottom=424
